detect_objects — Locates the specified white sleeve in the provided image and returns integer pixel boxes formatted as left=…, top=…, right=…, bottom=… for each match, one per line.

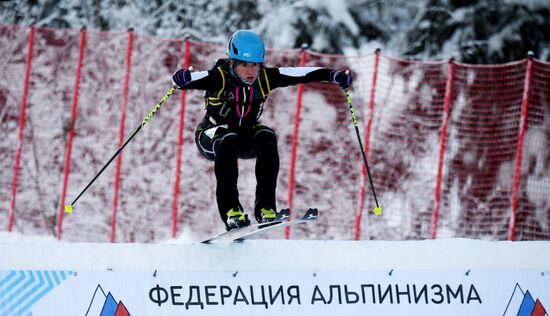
left=190, top=70, right=209, bottom=81
left=278, top=67, right=322, bottom=77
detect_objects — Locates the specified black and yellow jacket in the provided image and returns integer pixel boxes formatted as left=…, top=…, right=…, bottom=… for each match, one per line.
left=181, top=59, right=334, bottom=129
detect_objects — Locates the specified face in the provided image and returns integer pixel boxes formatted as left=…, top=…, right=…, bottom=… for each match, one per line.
left=232, top=61, right=261, bottom=84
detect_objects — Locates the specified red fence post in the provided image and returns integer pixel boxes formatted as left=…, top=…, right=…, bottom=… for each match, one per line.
left=354, top=49, right=380, bottom=240
left=431, top=58, right=455, bottom=239
left=509, top=54, right=533, bottom=241
left=57, top=29, right=86, bottom=240
left=111, top=30, right=134, bottom=242
left=8, top=26, right=35, bottom=232
left=285, top=46, right=308, bottom=240
left=172, top=38, right=191, bottom=239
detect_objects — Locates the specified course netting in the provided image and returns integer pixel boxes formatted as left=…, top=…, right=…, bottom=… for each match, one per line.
left=1, top=25, right=549, bottom=241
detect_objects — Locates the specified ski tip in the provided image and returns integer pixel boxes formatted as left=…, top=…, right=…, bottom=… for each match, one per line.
left=64, top=204, right=73, bottom=214
left=275, top=209, right=291, bottom=221
left=302, top=208, right=319, bottom=220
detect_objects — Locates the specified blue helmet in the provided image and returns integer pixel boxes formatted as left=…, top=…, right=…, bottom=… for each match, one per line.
left=226, top=30, right=265, bottom=63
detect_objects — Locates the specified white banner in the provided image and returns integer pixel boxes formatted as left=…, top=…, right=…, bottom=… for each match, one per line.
left=1, top=270, right=549, bottom=315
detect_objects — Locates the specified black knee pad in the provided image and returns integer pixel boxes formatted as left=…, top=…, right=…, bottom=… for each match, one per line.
left=213, top=133, right=239, bottom=157
left=253, top=128, right=277, bottom=150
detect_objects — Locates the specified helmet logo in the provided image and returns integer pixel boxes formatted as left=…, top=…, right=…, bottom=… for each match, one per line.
left=243, top=52, right=251, bottom=57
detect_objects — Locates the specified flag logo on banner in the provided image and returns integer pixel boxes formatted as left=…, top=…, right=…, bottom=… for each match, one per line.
left=503, top=284, right=548, bottom=316
left=85, top=284, right=131, bottom=316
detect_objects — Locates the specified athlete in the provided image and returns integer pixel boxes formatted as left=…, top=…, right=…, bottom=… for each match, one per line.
left=172, top=30, right=352, bottom=230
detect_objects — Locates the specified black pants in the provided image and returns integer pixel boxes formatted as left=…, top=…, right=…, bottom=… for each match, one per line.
left=195, top=119, right=279, bottom=223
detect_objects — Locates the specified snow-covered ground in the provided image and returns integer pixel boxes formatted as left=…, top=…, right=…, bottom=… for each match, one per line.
left=2, top=231, right=550, bottom=271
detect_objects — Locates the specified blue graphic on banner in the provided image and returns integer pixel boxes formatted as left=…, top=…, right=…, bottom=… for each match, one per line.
left=503, top=283, right=548, bottom=316
left=518, top=291, right=537, bottom=316
left=100, top=293, right=118, bottom=316
left=85, top=285, right=130, bottom=316
left=0, top=270, right=73, bottom=316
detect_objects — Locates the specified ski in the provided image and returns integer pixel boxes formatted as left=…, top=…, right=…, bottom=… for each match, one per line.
left=201, top=208, right=318, bottom=243
left=234, top=208, right=318, bottom=242
left=201, top=209, right=291, bottom=244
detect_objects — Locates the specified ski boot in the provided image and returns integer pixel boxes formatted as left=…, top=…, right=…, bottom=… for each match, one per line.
left=225, top=207, right=250, bottom=231
left=257, top=208, right=277, bottom=224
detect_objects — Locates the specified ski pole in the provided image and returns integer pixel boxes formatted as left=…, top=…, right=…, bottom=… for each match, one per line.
left=64, top=85, right=178, bottom=213
left=344, top=87, right=382, bottom=216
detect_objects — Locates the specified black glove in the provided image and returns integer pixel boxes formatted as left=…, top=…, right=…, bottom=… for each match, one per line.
left=172, top=68, right=192, bottom=88
left=330, top=70, right=352, bottom=89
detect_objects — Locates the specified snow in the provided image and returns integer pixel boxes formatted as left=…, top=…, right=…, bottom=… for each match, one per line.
left=1, top=1, right=550, bottom=245
left=2, top=0, right=549, bottom=63
left=0, top=12, right=549, bottom=314
left=305, top=0, right=360, bottom=36
left=504, top=0, right=550, bottom=10
left=2, top=232, right=550, bottom=271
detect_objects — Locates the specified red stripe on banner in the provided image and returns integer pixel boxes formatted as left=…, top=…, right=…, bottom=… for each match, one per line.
left=57, top=29, right=86, bottom=240
left=111, top=31, right=134, bottom=242
left=114, top=301, right=130, bottom=316
left=172, top=39, right=190, bottom=238
left=286, top=48, right=308, bottom=240
left=8, top=26, right=35, bottom=232
left=354, top=49, right=380, bottom=240
left=532, top=299, right=546, bottom=316
left=509, top=56, right=533, bottom=241
left=431, top=59, right=455, bottom=239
